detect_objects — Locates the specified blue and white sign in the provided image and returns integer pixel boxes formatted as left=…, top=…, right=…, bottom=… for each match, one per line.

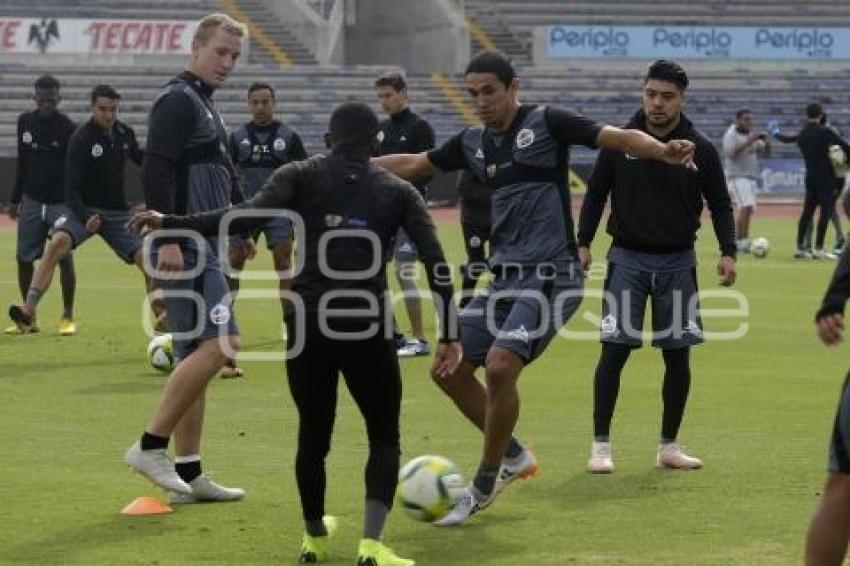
left=545, top=25, right=850, bottom=60
left=759, top=160, right=806, bottom=194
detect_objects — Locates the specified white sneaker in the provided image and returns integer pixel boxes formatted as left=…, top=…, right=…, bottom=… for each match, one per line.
left=656, top=442, right=703, bottom=470
left=169, top=474, right=246, bottom=504
left=124, top=441, right=192, bottom=494
left=494, top=448, right=539, bottom=495
left=433, top=485, right=493, bottom=527
left=814, top=249, right=838, bottom=260
left=587, top=441, right=614, bottom=474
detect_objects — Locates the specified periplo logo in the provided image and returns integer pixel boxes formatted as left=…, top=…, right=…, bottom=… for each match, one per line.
left=755, top=28, right=834, bottom=56
left=652, top=27, right=733, bottom=57
left=549, top=26, right=629, bottom=56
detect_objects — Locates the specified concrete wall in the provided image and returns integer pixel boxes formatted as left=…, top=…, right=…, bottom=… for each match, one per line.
left=343, top=0, right=469, bottom=74
left=266, top=0, right=344, bottom=65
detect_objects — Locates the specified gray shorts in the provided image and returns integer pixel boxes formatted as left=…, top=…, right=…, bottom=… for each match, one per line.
left=16, top=196, right=74, bottom=262
left=600, top=262, right=704, bottom=349
left=53, top=207, right=141, bottom=264
left=231, top=217, right=293, bottom=250
left=460, top=262, right=584, bottom=366
left=150, top=240, right=240, bottom=360
left=393, top=228, right=418, bottom=263
left=829, top=373, right=850, bottom=474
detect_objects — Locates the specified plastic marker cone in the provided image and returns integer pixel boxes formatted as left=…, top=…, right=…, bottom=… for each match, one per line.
left=121, top=496, right=173, bottom=516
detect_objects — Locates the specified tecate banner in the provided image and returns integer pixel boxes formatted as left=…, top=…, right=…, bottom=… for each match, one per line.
left=0, top=18, right=197, bottom=55
left=545, top=25, right=850, bottom=60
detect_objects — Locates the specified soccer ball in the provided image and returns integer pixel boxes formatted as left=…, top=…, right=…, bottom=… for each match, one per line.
left=146, top=334, right=174, bottom=372
left=751, top=237, right=769, bottom=259
left=396, top=455, right=466, bottom=522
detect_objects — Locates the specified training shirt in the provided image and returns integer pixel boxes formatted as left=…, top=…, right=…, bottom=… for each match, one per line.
left=722, top=124, right=765, bottom=178
left=456, top=170, right=491, bottom=228
left=161, top=147, right=458, bottom=340
left=12, top=110, right=76, bottom=204
left=229, top=120, right=307, bottom=198
left=378, top=107, right=435, bottom=195
left=428, top=104, right=602, bottom=267
left=65, top=119, right=143, bottom=220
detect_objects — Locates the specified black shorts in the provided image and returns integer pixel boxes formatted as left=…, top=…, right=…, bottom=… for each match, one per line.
left=600, top=262, right=704, bottom=349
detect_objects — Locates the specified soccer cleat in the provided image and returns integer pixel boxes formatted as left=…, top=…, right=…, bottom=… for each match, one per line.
left=494, top=448, right=539, bottom=495
left=587, top=441, right=615, bottom=474
left=298, top=516, right=338, bottom=563
left=397, top=339, right=430, bottom=358
left=124, top=440, right=193, bottom=494
left=58, top=317, right=77, bottom=336
left=393, top=333, right=407, bottom=351
left=357, top=538, right=415, bottom=566
left=219, top=363, right=244, bottom=379
left=656, top=442, right=703, bottom=470
left=8, top=304, right=36, bottom=333
left=814, top=249, right=838, bottom=260
left=4, top=320, right=39, bottom=334
left=794, top=249, right=813, bottom=259
left=432, top=485, right=494, bottom=527
left=169, top=474, right=246, bottom=504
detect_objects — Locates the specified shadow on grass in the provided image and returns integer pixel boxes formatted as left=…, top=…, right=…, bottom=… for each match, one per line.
left=532, top=468, right=684, bottom=510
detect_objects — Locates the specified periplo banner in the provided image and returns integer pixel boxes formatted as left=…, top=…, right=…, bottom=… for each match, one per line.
left=0, top=18, right=197, bottom=55
left=544, top=25, right=850, bottom=60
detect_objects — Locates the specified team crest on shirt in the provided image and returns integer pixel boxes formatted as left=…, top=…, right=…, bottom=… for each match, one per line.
left=273, top=138, right=286, bottom=151
left=325, top=214, right=344, bottom=228
left=91, top=143, right=103, bottom=158
left=516, top=128, right=535, bottom=149
left=469, top=236, right=481, bottom=248
left=377, top=130, right=385, bottom=143
left=601, top=314, right=619, bottom=337
left=209, top=304, right=231, bottom=326
left=22, top=131, right=32, bottom=144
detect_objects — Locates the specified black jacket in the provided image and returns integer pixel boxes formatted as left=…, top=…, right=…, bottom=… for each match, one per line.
left=778, top=123, right=850, bottom=189
left=163, top=147, right=458, bottom=340
left=578, top=110, right=736, bottom=258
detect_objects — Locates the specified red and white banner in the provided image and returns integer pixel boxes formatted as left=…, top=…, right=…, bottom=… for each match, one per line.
left=0, top=18, right=197, bottom=55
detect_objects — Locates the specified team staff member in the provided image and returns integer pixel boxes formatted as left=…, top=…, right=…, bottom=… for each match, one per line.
left=228, top=82, right=307, bottom=320
left=374, top=51, right=698, bottom=526
left=456, top=170, right=491, bottom=309
left=129, top=102, right=461, bottom=566
left=578, top=60, right=737, bottom=474
left=6, top=75, right=77, bottom=335
left=8, top=85, right=165, bottom=332
left=375, top=72, right=436, bottom=357
left=123, top=13, right=247, bottom=505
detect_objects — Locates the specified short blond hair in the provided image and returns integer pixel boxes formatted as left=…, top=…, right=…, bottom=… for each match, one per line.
left=193, top=13, right=247, bottom=44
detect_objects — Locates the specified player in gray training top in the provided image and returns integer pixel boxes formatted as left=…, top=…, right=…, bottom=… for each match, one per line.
left=228, top=82, right=307, bottom=323
left=374, top=50, right=698, bottom=526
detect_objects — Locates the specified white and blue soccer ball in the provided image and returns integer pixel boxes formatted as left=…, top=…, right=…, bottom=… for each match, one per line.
left=751, top=237, right=770, bottom=259
left=396, top=455, right=466, bottom=522
left=146, top=334, right=174, bottom=373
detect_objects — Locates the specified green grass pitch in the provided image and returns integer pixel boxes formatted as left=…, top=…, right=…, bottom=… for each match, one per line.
left=0, top=216, right=846, bottom=565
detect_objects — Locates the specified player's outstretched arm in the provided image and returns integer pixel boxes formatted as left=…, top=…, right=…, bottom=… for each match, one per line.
left=373, top=152, right=440, bottom=182
left=816, top=245, right=850, bottom=345
left=596, top=126, right=697, bottom=169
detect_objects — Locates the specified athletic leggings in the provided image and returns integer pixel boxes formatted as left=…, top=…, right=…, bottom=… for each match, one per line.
left=285, top=315, right=401, bottom=522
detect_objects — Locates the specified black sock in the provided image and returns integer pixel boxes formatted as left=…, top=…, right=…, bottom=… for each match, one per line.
left=306, top=518, right=327, bottom=537
left=503, top=437, right=523, bottom=459
left=661, top=348, right=691, bottom=442
left=175, top=459, right=202, bottom=483
left=472, top=463, right=500, bottom=497
left=140, top=431, right=169, bottom=450
left=593, top=343, right=632, bottom=438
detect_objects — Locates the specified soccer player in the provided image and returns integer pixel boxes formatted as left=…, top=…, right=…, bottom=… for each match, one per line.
left=5, top=75, right=77, bottom=335
left=228, top=82, right=307, bottom=319
left=456, top=170, right=491, bottom=308
left=578, top=60, right=737, bottom=474
left=807, top=243, right=850, bottom=565
left=123, top=13, right=247, bottom=504
left=129, top=102, right=461, bottom=566
left=722, top=109, right=770, bottom=254
left=373, top=51, right=697, bottom=525
left=375, top=72, right=436, bottom=357
left=7, top=85, right=165, bottom=333
left=773, top=103, right=850, bottom=259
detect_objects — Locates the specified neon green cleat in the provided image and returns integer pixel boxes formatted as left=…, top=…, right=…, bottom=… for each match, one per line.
left=298, top=515, right=338, bottom=563
left=357, top=539, right=415, bottom=566
left=58, top=317, right=77, bottom=336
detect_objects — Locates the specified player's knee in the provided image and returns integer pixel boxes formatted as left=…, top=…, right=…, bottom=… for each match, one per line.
left=47, top=232, right=73, bottom=259
left=825, top=472, right=850, bottom=496
left=484, top=350, right=522, bottom=390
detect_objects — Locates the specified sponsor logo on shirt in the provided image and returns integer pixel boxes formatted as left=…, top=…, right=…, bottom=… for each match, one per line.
left=516, top=128, right=535, bottom=149
left=91, top=143, right=103, bottom=158
left=325, top=214, right=344, bottom=228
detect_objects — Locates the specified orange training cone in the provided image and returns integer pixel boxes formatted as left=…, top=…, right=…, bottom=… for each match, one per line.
left=121, top=496, right=173, bottom=516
